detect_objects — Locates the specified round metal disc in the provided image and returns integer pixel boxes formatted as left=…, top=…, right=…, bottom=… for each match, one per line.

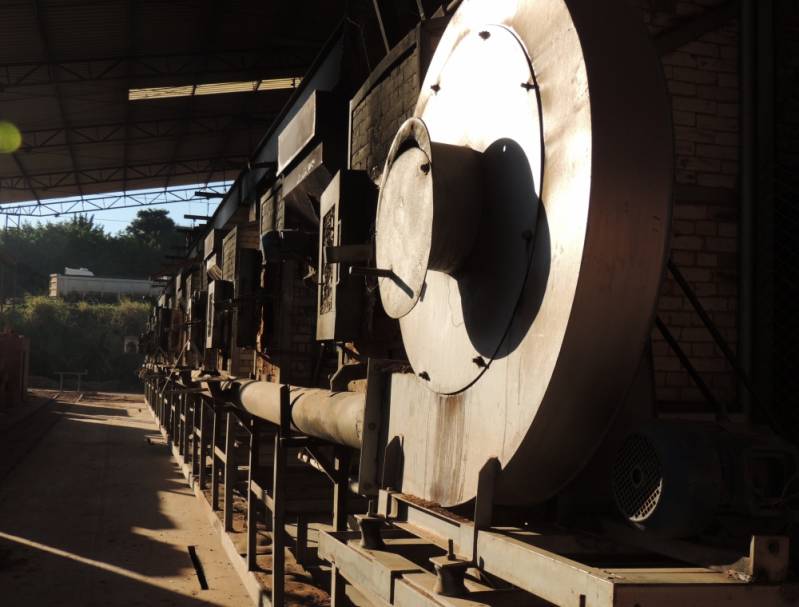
left=398, top=24, right=542, bottom=394
left=375, top=145, right=434, bottom=318
left=383, top=0, right=673, bottom=507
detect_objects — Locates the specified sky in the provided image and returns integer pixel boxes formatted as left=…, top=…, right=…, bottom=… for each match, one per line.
left=4, top=184, right=225, bottom=234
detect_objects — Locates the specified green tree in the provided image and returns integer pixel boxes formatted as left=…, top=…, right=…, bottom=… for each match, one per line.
left=0, top=209, right=182, bottom=295
left=125, top=209, right=181, bottom=249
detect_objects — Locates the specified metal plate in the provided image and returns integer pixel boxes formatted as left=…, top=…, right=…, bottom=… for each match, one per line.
left=397, top=24, right=542, bottom=394
left=384, top=0, right=673, bottom=506
left=376, top=142, right=434, bottom=318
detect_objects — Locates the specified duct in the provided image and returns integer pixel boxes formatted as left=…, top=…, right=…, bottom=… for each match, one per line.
left=234, top=380, right=365, bottom=449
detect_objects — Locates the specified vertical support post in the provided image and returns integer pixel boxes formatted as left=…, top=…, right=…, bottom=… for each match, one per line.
left=183, top=393, right=190, bottom=459
left=331, top=445, right=352, bottom=606
left=271, top=385, right=291, bottom=606
left=211, top=404, right=221, bottom=510
left=296, top=514, right=308, bottom=566
left=271, top=430, right=285, bottom=605
left=333, top=446, right=350, bottom=532
left=247, top=417, right=260, bottom=571
left=198, top=399, right=207, bottom=489
left=190, top=394, right=199, bottom=483
left=178, top=392, right=185, bottom=456
left=223, top=410, right=236, bottom=532
left=472, top=458, right=500, bottom=562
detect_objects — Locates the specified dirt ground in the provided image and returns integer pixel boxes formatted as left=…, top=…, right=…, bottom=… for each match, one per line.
left=0, top=391, right=251, bottom=606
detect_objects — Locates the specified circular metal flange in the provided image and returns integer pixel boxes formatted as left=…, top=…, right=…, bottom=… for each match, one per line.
left=378, top=24, right=543, bottom=394
left=375, top=120, right=434, bottom=318
left=376, top=118, right=485, bottom=320
left=382, top=0, right=673, bottom=507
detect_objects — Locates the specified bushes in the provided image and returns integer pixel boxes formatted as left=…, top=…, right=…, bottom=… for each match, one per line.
left=0, top=296, right=149, bottom=389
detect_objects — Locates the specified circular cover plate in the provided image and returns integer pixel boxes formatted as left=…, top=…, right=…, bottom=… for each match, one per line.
left=383, top=0, right=673, bottom=507
left=398, top=24, right=542, bottom=394
left=376, top=137, right=434, bottom=318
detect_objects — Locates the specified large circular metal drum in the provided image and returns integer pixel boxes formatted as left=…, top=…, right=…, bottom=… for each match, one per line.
left=376, top=0, right=672, bottom=506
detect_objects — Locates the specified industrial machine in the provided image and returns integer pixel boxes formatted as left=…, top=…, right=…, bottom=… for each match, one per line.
left=141, top=1, right=798, bottom=605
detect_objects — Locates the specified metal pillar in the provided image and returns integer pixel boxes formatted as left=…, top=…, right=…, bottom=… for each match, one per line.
left=271, top=429, right=286, bottom=605
left=331, top=446, right=352, bottom=607
left=247, top=418, right=260, bottom=571
left=198, top=399, right=208, bottom=489
left=223, top=411, right=236, bottom=532
left=211, top=404, right=222, bottom=510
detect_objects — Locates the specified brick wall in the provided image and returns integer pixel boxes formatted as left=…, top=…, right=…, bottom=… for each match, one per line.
left=350, top=48, right=421, bottom=182
left=630, top=0, right=742, bottom=410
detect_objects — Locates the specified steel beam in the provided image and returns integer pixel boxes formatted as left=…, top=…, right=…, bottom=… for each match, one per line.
left=0, top=156, right=244, bottom=194
left=18, top=113, right=274, bottom=152
left=0, top=49, right=315, bottom=89
left=33, top=0, right=85, bottom=201
left=0, top=182, right=229, bottom=217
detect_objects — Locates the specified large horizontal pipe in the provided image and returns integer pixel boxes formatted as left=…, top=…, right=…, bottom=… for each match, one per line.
left=233, top=380, right=365, bottom=449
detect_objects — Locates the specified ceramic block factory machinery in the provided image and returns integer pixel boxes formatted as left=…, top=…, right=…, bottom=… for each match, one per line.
left=141, top=0, right=799, bottom=604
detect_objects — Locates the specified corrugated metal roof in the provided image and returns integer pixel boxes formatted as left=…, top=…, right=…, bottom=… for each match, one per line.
left=0, top=0, right=348, bottom=204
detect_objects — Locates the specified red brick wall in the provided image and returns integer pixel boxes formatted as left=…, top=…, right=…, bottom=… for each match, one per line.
left=350, top=49, right=421, bottom=181
left=632, top=0, right=742, bottom=410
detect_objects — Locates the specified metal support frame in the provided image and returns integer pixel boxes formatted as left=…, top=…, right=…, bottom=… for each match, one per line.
left=0, top=49, right=314, bottom=89
left=198, top=398, right=208, bottom=489
left=331, top=445, right=352, bottom=606
left=56, top=370, right=87, bottom=392
left=247, top=417, right=260, bottom=571
left=17, top=113, right=276, bottom=153
left=0, top=183, right=229, bottom=219
left=655, top=315, right=726, bottom=417
left=211, top=403, right=224, bottom=511
left=0, top=157, right=242, bottom=199
left=316, top=489, right=795, bottom=607
left=270, top=385, right=290, bottom=605
left=223, top=410, right=236, bottom=532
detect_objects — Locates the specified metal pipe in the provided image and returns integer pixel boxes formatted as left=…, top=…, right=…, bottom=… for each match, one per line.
left=234, top=380, right=365, bottom=449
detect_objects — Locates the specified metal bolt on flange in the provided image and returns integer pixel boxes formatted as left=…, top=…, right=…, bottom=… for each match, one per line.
left=521, top=81, right=537, bottom=91
left=430, top=83, right=441, bottom=93
left=472, top=356, right=487, bottom=368
left=420, top=162, right=430, bottom=174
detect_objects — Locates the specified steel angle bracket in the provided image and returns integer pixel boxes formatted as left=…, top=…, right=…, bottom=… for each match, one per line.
left=358, top=359, right=390, bottom=496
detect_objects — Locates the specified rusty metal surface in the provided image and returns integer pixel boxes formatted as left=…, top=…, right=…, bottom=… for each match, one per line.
left=233, top=380, right=365, bottom=449
left=381, top=0, right=673, bottom=506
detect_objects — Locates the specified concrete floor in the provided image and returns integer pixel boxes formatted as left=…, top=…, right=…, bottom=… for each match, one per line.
left=0, top=391, right=251, bottom=607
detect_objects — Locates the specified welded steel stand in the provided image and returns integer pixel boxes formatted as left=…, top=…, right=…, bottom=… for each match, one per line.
left=211, top=403, right=224, bottom=511
left=223, top=410, right=236, bottom=532
left=270, top=385, right=290, bottom=606
left=331, top=445, right=352, bottom=607
left=247, top=417, right=260, bottom=571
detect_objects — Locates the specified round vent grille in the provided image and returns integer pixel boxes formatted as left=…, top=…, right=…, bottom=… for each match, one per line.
left=613, top=434, right=663, bottom=523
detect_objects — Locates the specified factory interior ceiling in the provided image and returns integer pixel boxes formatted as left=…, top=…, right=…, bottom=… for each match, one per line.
left=0, top=0, right=356, bottom=208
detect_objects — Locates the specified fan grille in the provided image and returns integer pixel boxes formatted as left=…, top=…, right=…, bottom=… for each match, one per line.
left=613, top=434, right=663, bottom=522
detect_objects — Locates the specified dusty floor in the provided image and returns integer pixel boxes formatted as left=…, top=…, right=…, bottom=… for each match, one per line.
left=0, top=391, right=252, bottom=606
